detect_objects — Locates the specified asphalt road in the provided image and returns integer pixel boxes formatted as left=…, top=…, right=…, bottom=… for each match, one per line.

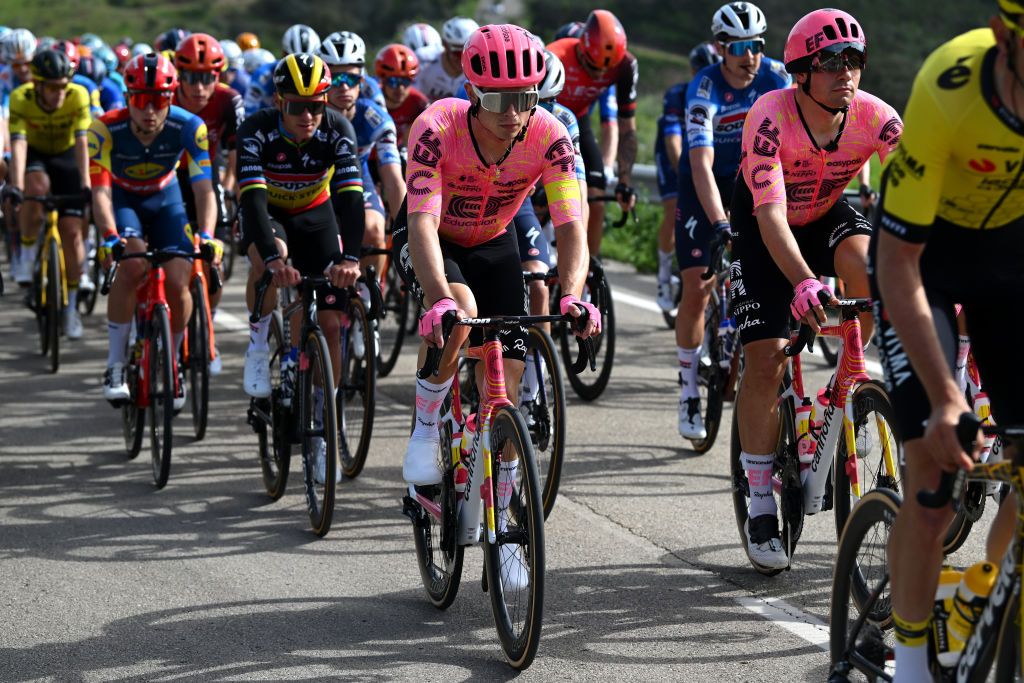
left=0, top=260, right=991, bottom=682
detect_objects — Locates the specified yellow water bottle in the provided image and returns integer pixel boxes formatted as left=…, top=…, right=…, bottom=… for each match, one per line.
left=948, top=561, right=997, bottom=645
left=933, top=567, right=963, bottom=667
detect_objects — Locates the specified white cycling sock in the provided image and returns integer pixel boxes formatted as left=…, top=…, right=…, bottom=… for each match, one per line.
left=521, top=353, right=543, bottom=402
left=249, top=313, right=271, bottom=351
left=657, top=249, right=674, bottom=285
left=411, top=376, right=453, bottom=440
left=892, top=641, right=929, bottom=683
left=955, top=335, right=971, bottom=395
left=678, top=346, right=701, bottom=401
left=497, top=459, right=519, bottom=533
left=741, top=451, right=777, bottom=518
left=107, top=321, right=131, bottom=366
left=173, top=331, right=184, bottom=358
left=67, top=287, right=77, bottom=310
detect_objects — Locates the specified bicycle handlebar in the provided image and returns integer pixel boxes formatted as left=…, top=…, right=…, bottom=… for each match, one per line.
left=101, top=242, right=219, bottom=296
left=783, top=296, right=872, bottom=357
left=249, top=265, right=383, bottom=324
left=701, top=229, right=732, bottom=281
left=416, top=309, right=597, bottom=380
left=587, top=194, right=638, bottom=228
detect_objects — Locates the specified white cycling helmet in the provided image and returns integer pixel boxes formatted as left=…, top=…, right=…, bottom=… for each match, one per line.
left=243, top=47, right=276, bottom=73
left=403, top=23, right=442, bottom=53
left=319, top=31, right=366, bottom=67
left=2, top=28, right=36, bottom=63
left=220, top=39, right=244, bottom=70
left=282, top=24, right=321, bottom=56
left=131, top=42, right=153, bottom=57
left=441, top=17, right=479, bottom=49
left=537, top=50, right=565, bottom=100
left=712, top=2, right=767, bottom=40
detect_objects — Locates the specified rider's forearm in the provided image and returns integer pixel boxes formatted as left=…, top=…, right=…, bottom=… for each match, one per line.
left=222, top=151, right=238, bottom=192
left=600, top=119, right=617, bottom=171
left=10, top=137, right=26, bottom=189
left=380, top=163, right=406, bottom=221
left=407, top=211, right=453, bottom=306
left=193, top=178, right=217, bottom=236
left=755, top=203, right=814, bottom=286
left=553, top=219, right=589, bottom=298
left=616, top=118, right=637, bottom=185
left=74, top=137, right=90, bottom=189
left=690, top=147, right=727, bottom=224
left=665, top=134, right=682, bottom=172
left=91, top=186, right=116, bottom=235
left=876, top=230, right=962, bottom=409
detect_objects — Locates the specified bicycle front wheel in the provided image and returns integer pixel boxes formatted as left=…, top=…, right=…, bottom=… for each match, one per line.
left=338, top=297, right=376, bottom=478
left=43, top=235, right=62, bottom=373
left=80, top=222, right=101, bottom=316
left=148, top=305, right=174, bottom=489
left=485, top=405, right=545, bottom=670
left=560, top=264, right=615, bottom=401
left=834, top=380, right=901, bottom=542
left=188, top=277, right=211, bottom=441
left=523, top=325, right=566, bottom=519
left=376, top=259, right=409, bottom=378
left=691, top=292, right=726, bottom=454
left=123, top=345, right=145, bottom=459
left=300, top=329, right=337, bottom=536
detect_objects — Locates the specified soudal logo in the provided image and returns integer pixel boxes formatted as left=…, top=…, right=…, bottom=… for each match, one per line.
left=969, top=158, right=996, bottom=173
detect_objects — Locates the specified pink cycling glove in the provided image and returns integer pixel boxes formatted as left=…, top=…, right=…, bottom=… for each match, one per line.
left=560, top=295, right=602, bottom=333
left=419, top=297, right=458, bottom=338
left=790, top=278, right=833, bottom=321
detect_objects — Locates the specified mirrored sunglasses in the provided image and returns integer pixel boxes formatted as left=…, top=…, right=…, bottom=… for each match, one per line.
left=723, top=38, right=765, bottom=56
left=473, top=85, right=539, bottom=113
left=180, top=70, right=218, bottom=85
left=385, top=76, right=413, bottom=88
left=331, top=72, right=362, bottom=89
left=128, top=90, right=173, bottom=110
left=812, top=49, right=866, bottom=73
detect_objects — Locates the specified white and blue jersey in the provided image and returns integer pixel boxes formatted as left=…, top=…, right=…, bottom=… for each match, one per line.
left=243, top=62, right=276, bottom=118
left=350, top=96, right=399, bottom=216
left=98, top=76, right=125, bottom=112
left=361, top=74, right=387, bottom=109
left=0, top=64, right=25, bottom=118
left=539, top=100, right=585, bottom=182
left=654, top=81, right=688, bottom=200
left=226, top=68, right=250, bottom=99
left=681, top=57, right=791, bottom=177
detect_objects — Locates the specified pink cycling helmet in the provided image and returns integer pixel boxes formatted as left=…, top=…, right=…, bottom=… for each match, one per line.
left=461, top=24, right=546, bottom=89
left=784, top=8, right=866, bottom=74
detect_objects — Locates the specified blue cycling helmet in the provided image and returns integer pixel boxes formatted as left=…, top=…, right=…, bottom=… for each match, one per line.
left=689, top=41, right=722, bottom=71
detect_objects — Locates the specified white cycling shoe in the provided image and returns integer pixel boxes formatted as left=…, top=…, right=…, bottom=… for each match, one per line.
left=744, top=515, right=789, bottom=570
left=678, top=397, right=707, bottom=440
left=403, top=436, right=442, bottom=485
left=312, top=437, right=340, bottom=484
left=103, top=363, right=130, bottom=404
left=243, top=346, right=271, bottom=398
left=64, top=307, right=83, bottom=340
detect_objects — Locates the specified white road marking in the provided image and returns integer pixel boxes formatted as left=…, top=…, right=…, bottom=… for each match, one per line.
left=734, top=596, right=830, bottom=650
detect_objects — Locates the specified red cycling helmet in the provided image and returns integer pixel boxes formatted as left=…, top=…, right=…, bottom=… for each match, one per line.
left=580, top=9, right=627, bottom=69
left=175, top=33, right=226, bottom=72
left=113, top=43, right=132, bottom=67
left=375, top=43, right=419, bottom=80
left=52, top=40, right=80, bottom=70
left=784, top=8, right=866, bottom=74
left=123, top=52, right=178, bottom=91
left=462, top=24, right=545, bottom=89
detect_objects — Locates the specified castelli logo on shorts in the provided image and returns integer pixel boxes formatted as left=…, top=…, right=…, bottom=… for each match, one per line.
left=529, top=248, right=539, bottom=256
left=969, top=158, right=996, bottom=173
left=691, top=249, right=702, bottom=258
left=325, top=294, right=336, bottom=305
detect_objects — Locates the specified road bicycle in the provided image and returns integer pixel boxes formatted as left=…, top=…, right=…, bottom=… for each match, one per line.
left=78, top=220, right=102, bottom=316
left=402, top=309, right=593, bottom=669
left=220, top=190, right=240, bottom=282
left=247, top=269, right=380, bottom=535
left=362, top=243, right=412, bottom=378
left=829, top=414, right=1024, bottom=682
left=103, top=243, right=213, bottom=489
left=730, top=298, right=899, bottom=575
left=180, top=232, right=221, bottom=441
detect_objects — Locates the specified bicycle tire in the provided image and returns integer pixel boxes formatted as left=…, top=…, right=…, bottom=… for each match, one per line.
left=123, top=343, right=145, bottom=459
left=829, top=488, right=900, bottom=672
left=485, top=405, right=545, bottom=669
left=300, top=329, right=337, bottom=537
left=411, top=392, right=465, bottom=608
left=523, top=325, right=566, bottom=519
left=834, top=381, right=901, bottom=543
left=994, top=593, right=1021, bottom=682
left=222, top=228, right=237, bottom=282
left=188, top=277, right=211, bottom=441
left=376, top=260, right=409, bottom=378
left=730, top=384, right=803, bottom=576
left=560, top=267, right=615, bottom=401
left=338, top=297, right=376, bottom=478
left=691, top=294, right=726, bottom=454
left=258, top=311, right=290, bottom=499
left=148, top=305, right=174, bottom=489
left=45, top=235, right=62, bottom=373
left=80, top=222, right=101, bottom=316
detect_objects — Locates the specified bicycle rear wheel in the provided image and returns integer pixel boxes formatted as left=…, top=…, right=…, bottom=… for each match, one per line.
left=148, top=305, right=174, bottom=489
left=523, top=325, right=565, bottom=519
left=338, top=297, right=376, bottom=478
left=80, top=222, right=101, bottom=316
left=42, top=236, right=62, bottom=373
left=123, top=342, right=145, bottom=459
left=691, top=293, right=726, bottom=454
left=558, top=261, right=615, bottom=401
left=188, top=277, right=211, bottom=441
left=409, top=392, right=465, bottom=609
left=257, top=311, right=290, bottom=499
left=300, top=329, right=337, bottom=536
left=829, top=488, right=899, bottom=675
left=485, top=405, right=545, bottom=670
left=376, top=259, right=409, bottom=378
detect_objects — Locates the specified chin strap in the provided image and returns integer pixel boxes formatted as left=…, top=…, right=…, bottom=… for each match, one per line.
left=801, top=73, right=849, bottom=115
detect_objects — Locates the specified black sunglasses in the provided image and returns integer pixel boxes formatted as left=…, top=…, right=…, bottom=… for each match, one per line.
left=283, top=99, right=327, bottom=115
left=180, top=70, right=218, bottom=85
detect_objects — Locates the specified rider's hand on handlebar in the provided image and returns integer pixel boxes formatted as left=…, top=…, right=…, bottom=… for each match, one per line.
left=560, top=294, right=601, bottom=338
left=200, top=232, right=224, bottom=267
left=98, top=232, right=123, bottom=269
left=267, top=260, right=301, bottom=288
left=419, top=296, right=460, bottom=349
left=923, top=398, right=981, bottom=473
left=790, top=278, right=836, bottom=334
left=2, top=185, right=23, bottom=207
left=614, top=182, right=636, bottom=212
left=712, top=219, right=732, bottom=240
left=327, top=258, right=360, bottom=290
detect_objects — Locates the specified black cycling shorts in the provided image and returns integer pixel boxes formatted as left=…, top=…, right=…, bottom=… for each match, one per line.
left=576, top=115, right=607, bottom=191
left=869, top=215, right=1024, bottom=441
left=25, top=146, right=84, bottom=217
left=728, top=177, right=872, bottom=344
left=240, top=200, right=349, bottom=311
left=674, top=171, right=735, bottom=270
left=177, top=163, right=227, bottom=238
left=392, top=201, right=529, bottom=362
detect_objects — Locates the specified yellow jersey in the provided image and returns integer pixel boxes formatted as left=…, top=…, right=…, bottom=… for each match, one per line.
left=880, top=29, right=1024, bottom=241
left=9, top=82, right=92, bottom=156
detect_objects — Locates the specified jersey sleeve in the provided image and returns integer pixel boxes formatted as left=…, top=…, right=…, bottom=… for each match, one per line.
left=741, top=96, right=786, bottom=211
left=8, top=90, right=26, bottom=140
left=614, top=54, right=638, bottom=118
left=879, top=77, right=950, bottom=242
left=235, top=117, right=267, bottom=195
left=70, top=86, right=92, bottom=137
left=368, top=105, right=401, bottom=166
left=873, top=101, right=904, bottom=165
left=405, top=111, right=444, bottom=216
left=329, top=117, right=364, bottom=196
left=182, top=116, right=213, bottom=183
left=224, top=88, right=244, bottom=151
left=662, top=85, right=685, bottom=138
left=86, top=118, right=113, bottom=188
left=539, top=117, right=583, bottom=225
left=685, top=75, right=717, bottom=151
left=599, top=86, right=618, bottom=122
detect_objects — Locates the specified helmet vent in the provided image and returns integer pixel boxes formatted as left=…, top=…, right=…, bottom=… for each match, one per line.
left=489, top=50, right=500, bottom=78
left=506, top=49, right=517, bottom=79
left=823, top=24, right=838, bottom=40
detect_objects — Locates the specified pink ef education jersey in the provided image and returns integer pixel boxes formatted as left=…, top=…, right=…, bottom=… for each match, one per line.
left=405, top=98, right=582, bottom=247
left=739, top=88, right=902, bottom=226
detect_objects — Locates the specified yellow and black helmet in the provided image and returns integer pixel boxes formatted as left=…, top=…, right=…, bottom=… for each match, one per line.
left=273, top=53, right=330, bottom=97
left=31, top=49, right=73, bottom=81
left=1001, top=0, right=1024, bottom=14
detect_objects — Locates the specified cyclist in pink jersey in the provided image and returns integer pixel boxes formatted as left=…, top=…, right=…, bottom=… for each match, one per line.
left=392, top=25, right=597, bottom=491
left=728, top=9, right=902, bottom=570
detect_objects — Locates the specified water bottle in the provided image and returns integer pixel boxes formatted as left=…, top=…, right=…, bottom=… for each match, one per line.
left=717, top=316, right=737, bottom=369
left=455, top=413, right=476, bottom=503
left=973, top=392, right=996, bottom=458
left=796, top=398, right=815, bottom=474
left=933, top=568, right=964, bottom=667
left=948, top=561, right=997, bottom=645
left=803, top=387, right=834, bottom=513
